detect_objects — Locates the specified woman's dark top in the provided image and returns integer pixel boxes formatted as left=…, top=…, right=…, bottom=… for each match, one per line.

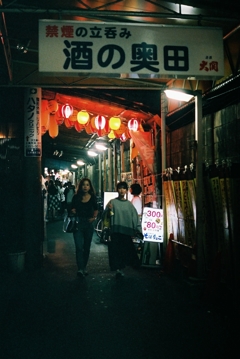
left=71, top=194, right=98, bottom=219
left=47, top=183, right=58, bottom=195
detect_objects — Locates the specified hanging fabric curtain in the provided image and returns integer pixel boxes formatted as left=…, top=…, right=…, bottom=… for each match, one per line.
left=130, top=130, right=155, bottom=173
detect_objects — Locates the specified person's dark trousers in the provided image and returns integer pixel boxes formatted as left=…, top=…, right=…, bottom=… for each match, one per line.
left=73, top=220, right=94, bottom=271
left=108, top=233, right=140, bottom=271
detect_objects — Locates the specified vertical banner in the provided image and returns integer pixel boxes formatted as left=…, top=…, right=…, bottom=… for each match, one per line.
left=130, top=130, right=154, bottom=173
left=24, top=88, right=42, bottom=157
left=141, top=207, right=163, bottom=242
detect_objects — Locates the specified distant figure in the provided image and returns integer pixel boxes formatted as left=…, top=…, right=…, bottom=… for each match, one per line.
left=64, top=181, right=76, bottom=214
left=46, top=179, right=60, bottom=221
left=71, top=178, right=98, bottom=278
left=106, top=181, right=142, bottom=278
left=130, top=183, right=143, bottom=220
left=56, top=180, right=65, bottom=217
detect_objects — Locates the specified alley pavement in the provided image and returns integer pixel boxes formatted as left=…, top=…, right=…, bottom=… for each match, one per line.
left=0, top=219, right=237, bottom=359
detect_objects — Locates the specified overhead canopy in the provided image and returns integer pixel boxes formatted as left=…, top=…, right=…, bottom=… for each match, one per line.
left=0, top=0, right=239, bottom=168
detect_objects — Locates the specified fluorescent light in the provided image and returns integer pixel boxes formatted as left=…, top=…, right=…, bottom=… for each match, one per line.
left=71, top=164, right=78, bottom=169
left=88, top=150, right=98, bottom=157
left=95, top=144, right=107, bottom=151
left=77, top=160, right=85, bottom=166
left=164, top=89, right=194, bottom=102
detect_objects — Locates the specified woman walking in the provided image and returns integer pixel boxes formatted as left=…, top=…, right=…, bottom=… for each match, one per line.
left=71, top=178, right=98, bottom=277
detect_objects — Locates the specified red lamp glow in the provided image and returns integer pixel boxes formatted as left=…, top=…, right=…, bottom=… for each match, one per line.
left=120, top=133, right=128, bottom=142
left=49, top=115, right=59, bottom=138
left=75, top=121, right=83, bottom=132
left=61, top=104, right=73, bottom=119
left=128, top=118, right=139, bottom=131
left=64, top=118, right=74, bottom=129
left=95, top=115, right=106, bottom=130
left=48, top=100, right=58, bottom=114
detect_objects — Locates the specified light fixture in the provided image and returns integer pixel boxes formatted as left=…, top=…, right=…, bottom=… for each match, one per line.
left=88, top=150, right=98, bottom=157
left=164, top=89, right=194, bottom=102
left=16, top=39, right=31, bottom=54
left=71, top=164, right=78, bottom=169
left=77, top=160, right=85, bottom=166
left=95, top=144, right=107, bottom=151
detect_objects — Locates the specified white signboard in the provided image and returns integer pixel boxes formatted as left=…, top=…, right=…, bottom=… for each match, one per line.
left=141, top=207, right=163, bottom=243
left=39, top=20, right=224, bottom=79
left=103, top=192, right=118, bottom=208
left=24, top=88, right=41, bottom=157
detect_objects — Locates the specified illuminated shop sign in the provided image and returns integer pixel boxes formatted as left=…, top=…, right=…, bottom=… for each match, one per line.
left=39, top=20, right=224, bottom=80
left=142, top=208, right=164, bottom=243
left=24, top=88, right=41, bottom=157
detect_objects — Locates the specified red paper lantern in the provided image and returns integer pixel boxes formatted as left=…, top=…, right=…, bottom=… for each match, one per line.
left=90, top=116, right=98, bottom=132
left=95, top=115, right=106, bottom=130
left=85, top=120, right=94, bottom=134
left=41, top=99, right=49, bottom=112
left=49, top=114, right=59, bottom=138
left=61, top=104, right=73, bottom=119
left=75, top=121, right=84, bottom=132
left=108, top=130, right=115, bottom=139
left=109, top=116, right=121, bottom=130
left=41, top=109, right=49, bottom=133
left=120, top=133, right=128, bottom=142
left=128, top=118, right=139, bottom=132
left=114, top=123, right=126, bottom=138
left=55, top=117, right=64, bottom=125
left=77, top=110, right=89, bottom=124
left=69, top=109, right=78, bottom=122
left=64, top=118, right=74, bottom=129
left=48, top=100, right=58, bottom=114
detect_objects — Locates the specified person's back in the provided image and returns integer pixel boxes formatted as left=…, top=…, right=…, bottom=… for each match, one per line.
left=64, top=182, right=75, bottom=213
left=130, top=183, right=142, bottom=217
left=66, top=185, right=75, bottom=203
left=46, top=180, right=60, bottom=220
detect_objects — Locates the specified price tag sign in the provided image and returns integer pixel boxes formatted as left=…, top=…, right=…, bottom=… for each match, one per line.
left=141, top=207, right=163, bottom=242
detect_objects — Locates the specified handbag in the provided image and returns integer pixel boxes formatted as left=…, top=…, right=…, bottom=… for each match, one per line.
left=63, top=214, right=78, bottom=233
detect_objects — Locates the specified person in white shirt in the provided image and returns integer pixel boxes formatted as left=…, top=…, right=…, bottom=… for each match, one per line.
left=130, top=183, right=143, bottom=220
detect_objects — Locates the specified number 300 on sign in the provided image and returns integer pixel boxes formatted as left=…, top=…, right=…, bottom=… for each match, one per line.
left=146, top=210, right=162, bottom=218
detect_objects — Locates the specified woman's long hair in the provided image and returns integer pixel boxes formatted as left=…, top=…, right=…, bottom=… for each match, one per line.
left=76, top=177, right=96, bottom=199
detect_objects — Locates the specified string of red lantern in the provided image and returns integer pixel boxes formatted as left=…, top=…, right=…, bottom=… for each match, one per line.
left=43, top=100, right=142, bottom=140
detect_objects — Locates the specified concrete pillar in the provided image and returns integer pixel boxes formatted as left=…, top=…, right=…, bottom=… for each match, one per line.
left=24, top=88, right=44, bottom=270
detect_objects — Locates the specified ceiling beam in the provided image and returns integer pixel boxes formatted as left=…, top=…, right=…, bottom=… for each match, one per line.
left=0, top=8, right=238, bottom=23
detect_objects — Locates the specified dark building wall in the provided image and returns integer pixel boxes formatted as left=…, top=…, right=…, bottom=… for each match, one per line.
left=167, top=102, right=240, bottom=169
left=164, top=100, right=240, bottom=294
left=0, top=89, right=25, bottom=256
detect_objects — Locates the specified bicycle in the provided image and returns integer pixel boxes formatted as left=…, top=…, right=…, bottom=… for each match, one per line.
left=94, top=196, right=104, bottom=240
left=94, top=197, right=110, bottom=244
